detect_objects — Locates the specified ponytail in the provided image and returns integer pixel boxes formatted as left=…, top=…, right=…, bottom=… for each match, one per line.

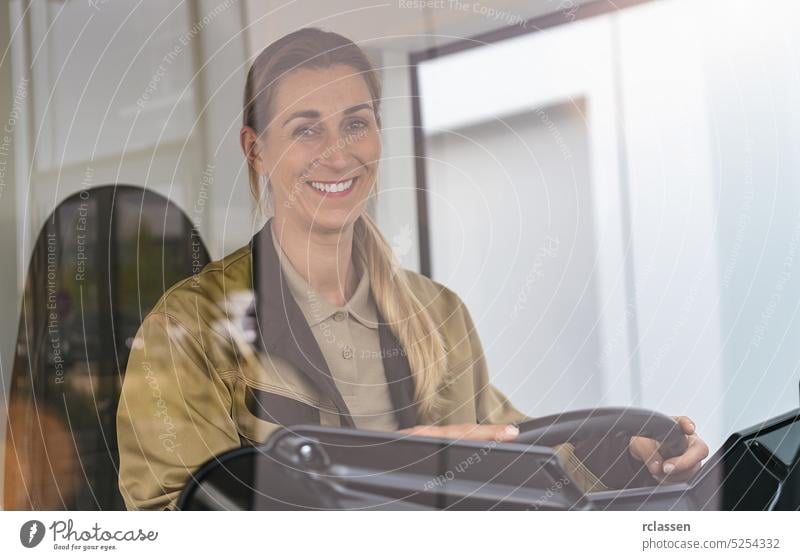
left=353, top=215, right=448, bottom=423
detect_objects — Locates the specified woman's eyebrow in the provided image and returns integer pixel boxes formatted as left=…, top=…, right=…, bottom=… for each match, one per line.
left=343, top=103, right=373, bottom=115
left=282, top=103, right=374, bottom=127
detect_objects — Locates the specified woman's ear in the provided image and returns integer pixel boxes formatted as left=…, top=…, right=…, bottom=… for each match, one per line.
left=240, top=125, right=267, bottom=175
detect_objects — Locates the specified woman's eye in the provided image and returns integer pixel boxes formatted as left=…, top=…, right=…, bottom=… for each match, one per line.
left=293, top=120, right=367, bottom=139
left=348, top=119, right=368, bottom=131
left=293, top=125, right=317, bottom=138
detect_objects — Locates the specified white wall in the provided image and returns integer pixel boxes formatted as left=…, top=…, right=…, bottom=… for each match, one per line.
left=419, top=0, right=800, bottom=454
left=617, top=0, right=724, bottom=449
left=418, top=15, right=641, bottom=422
left=426, top=102, right=607, bottom=418
left=618, top=0, right=800, bottom=448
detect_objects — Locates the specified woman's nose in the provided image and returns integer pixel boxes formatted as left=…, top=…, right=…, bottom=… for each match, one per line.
left=318, top=132, right=355, bottom=169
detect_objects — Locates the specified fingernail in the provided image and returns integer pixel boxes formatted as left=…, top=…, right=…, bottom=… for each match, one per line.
left=689, top=422, right=696, bottom=432
left=504, top=425, right=519, bottom=438
left=663, top=463, right=675, bottom=474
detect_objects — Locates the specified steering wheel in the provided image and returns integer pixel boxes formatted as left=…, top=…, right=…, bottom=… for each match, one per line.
left=514, top=407, right=689, bottom=460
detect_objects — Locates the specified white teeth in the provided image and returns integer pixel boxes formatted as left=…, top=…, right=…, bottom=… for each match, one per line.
left=309, top=179, right=354, bottom=193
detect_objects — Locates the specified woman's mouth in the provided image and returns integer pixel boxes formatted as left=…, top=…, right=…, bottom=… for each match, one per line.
left=306, top=176, right=357, bottom=197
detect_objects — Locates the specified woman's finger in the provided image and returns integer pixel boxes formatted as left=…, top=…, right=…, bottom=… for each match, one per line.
left=671, top=415, right=696, bottom=435
left=659, top=460, right=703, bottom=484
left=398, top=423, right=519, bottom=442
left=662, top=434, right=709, bottom=474
left=629, top=436, right=665, bottom=477
left=445, top=423, right=520, bottom=441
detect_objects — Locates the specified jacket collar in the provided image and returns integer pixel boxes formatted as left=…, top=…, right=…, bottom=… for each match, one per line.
left=250, top=220, right=418, bottom=429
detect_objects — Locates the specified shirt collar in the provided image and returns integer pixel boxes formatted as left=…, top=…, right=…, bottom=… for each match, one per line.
left=270, top=223, right=379, bottom=330
left=251, top=220, right=418, bottom=428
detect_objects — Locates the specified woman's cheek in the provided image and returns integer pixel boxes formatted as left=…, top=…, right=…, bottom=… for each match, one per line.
left=283, top=149, right=316, bottom=195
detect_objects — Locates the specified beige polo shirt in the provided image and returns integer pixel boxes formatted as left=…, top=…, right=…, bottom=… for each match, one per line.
left=271, top=232, right=399, bottom=432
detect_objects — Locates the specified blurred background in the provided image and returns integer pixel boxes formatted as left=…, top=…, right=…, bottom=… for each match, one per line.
left=1, top=0, right=799, bottom=508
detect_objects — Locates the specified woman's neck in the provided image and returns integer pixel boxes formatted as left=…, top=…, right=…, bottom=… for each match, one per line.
left=270, top=217, right=357, bottom=307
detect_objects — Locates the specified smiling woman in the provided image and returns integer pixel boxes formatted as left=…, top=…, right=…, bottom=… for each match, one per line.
left=115, top=27, right=707, bottom=511
left=237, top=29, right=448, bottom=419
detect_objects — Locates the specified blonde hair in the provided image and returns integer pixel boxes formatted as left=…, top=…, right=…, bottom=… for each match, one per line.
left=243, top=28, right=447, bottom=422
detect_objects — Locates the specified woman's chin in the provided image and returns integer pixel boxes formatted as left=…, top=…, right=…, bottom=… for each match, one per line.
left=301, top=209, right=362, bottom=234
left=294, top=196, right=367, bottom=232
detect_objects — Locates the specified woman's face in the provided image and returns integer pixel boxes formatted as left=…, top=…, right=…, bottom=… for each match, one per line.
left=249, top=64, right=381, bottom=234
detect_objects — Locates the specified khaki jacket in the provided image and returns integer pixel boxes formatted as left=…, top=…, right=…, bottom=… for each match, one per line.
left=117, top=224, right=649, bottom=511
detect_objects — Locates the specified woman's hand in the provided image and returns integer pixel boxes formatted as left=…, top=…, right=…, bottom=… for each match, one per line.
left=628, top=416, right=710, bottom=483
left=398, top=423, right=520, bottom=442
